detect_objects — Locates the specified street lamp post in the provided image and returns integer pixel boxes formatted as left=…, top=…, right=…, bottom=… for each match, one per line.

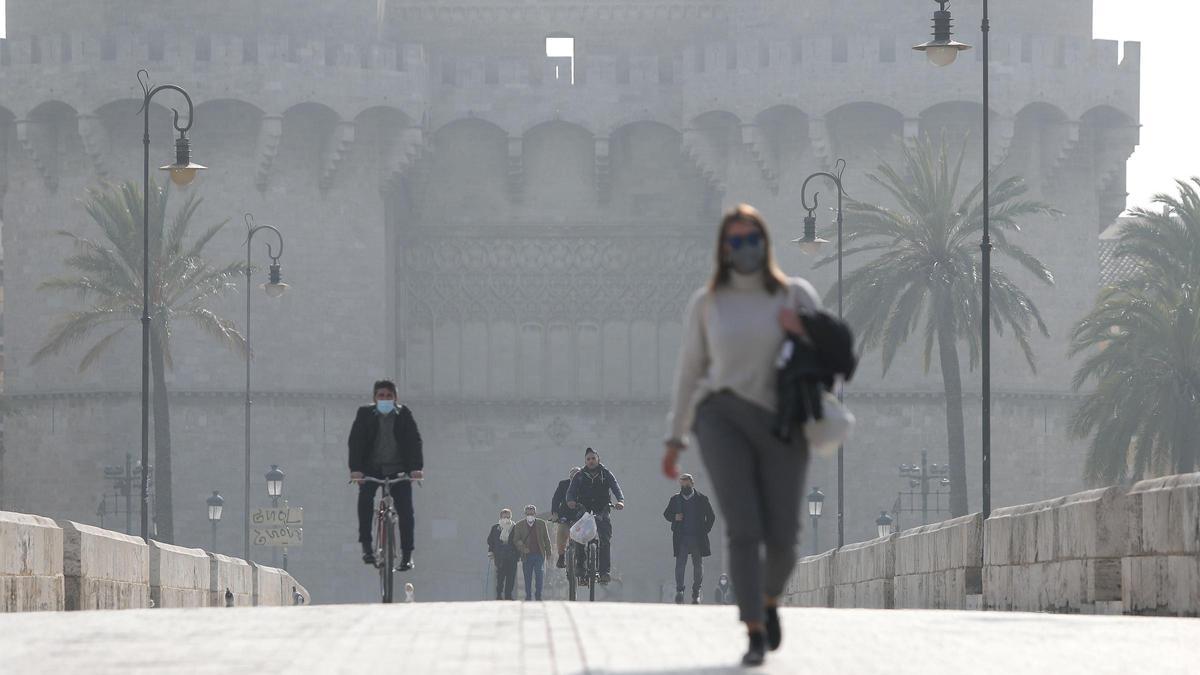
left=207, top=491, right=224, bottom=552
left=137, top=69, right=206, bottom=541
left=913, top=1, right=991, bottom=517
left=875, top=511, right=894, bottom=539
left=806, top=487, right=825, bottom=555
left=265, top=464, right=286, bottom=569
left=243, top=215, right=288, bottom=561
left=794, top=159, right=848, bottom=547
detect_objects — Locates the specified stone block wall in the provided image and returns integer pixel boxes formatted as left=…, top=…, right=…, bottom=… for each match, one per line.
left=893, top=514, right=984, bottom=610
left=149, top=540, right=211, bottom=608
left=984, top=487, right=1125, bottom=613
left=59, top=520, right=150, bottom=611
left=252, top=563, right=286, bottom=607
left=833, top=535, right=895, bottom=609
left=1123, top=474, right=1200, bottom=616
left=209, top=553, right=254, bottom=607
left=781, top=548, right=836, bottom=608
left=0, top=511, right=64, bottom=612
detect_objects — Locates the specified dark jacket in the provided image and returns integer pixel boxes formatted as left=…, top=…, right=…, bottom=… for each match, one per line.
left=348, top=404, right=424, bottom=476
left=551, top=479, right=579, bottom=522
left=487, top=524, right=518, bottom=565
left=774, top=309, right=858, bottom=441
left=566, top=464, right=624, bottom=515
left=662, top=491, right=716, bottom=558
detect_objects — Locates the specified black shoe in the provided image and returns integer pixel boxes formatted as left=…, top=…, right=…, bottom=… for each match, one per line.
left=556, top=554, right=566, bottom=569
left=599, top=573, right=611, bottom=584
left=692, top=596, right=701, bottom=605
left=398, top=551, right=414, bottom=572
left=674, top=591, right=685, bottom=605
left=742, top=631, right=767, bottom=667
left=765, top=606, right=782, bottom=651
left=361, top=543, right=375, bottom=565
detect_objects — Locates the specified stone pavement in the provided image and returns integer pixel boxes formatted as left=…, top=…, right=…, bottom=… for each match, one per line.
left=1, top=602, right=1197, bottom=674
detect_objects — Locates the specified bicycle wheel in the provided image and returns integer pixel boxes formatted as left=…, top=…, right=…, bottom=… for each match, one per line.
left=381, top=516, right=395, bottom=603
left=566, top=544, right=577, bottom=601
left=588, top=541, right=597, bottom=602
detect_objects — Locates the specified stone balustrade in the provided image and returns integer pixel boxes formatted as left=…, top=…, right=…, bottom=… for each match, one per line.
left=782, top=473, right=1200, bottom=617
left=0, top=510, right=309, bottom=613
left=0, top=511, right=64, bottom=611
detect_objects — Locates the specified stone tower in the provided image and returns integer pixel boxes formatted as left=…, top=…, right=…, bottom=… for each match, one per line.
left=0, top=0, right=1139, bottom=602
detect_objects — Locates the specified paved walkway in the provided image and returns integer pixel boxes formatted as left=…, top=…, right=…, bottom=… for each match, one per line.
left=1, top=602, right=1197, bottom=674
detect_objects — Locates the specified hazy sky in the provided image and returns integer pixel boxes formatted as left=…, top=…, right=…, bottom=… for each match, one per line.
left=0, top=1, right=1185, bottom=209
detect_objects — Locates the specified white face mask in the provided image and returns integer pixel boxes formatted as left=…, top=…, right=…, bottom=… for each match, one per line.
left=500, top=517, right=512, bottom=527
left=525, top=515, right=535, bottom=524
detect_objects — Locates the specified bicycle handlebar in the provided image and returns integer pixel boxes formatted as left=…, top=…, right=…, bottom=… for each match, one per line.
left=349, top=474, right=421, bottom=486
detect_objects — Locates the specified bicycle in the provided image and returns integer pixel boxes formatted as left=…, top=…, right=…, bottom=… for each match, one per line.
left=565, top=504, right=615, bottom=602
left=352, top=474, right=418, bottom=604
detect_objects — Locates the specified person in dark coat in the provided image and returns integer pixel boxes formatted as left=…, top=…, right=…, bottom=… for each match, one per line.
left=487, top=508, right=518, bottom=600
left=550, top=467, right=582, bottom=569
left=714, top=573, right=736, bottom=605
left=348, top=379, right=424, bottom=569
left=565, top=447, right=626, bottom=583
left=662, top=473, right=716, bottom=604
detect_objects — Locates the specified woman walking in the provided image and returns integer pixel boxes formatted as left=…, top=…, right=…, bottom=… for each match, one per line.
left=487, top=508, right=519, bottom=600
left=662, top=204, right=819, bottom=666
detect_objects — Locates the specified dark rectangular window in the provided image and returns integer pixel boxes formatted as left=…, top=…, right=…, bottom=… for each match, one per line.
left=325, top=41, right=338, bottom=67
left=485, top=60, right=499, bottom=84
left=195, top=35, right=211, bottom=61
left=243, top=36, right=258, bottom=64
left=395, top=45, right=405, bottom=71
left=879, top=36, right=895, bottom=63
left=658, top=54, right=673, bottom=84
left=791, top=37, right=803, bottom=63
left=1021, top=35, right=1033, bottom=63
left=695, top=46, right=705, bottom=73
left=149, top=35, right=165, bottom=62
left=1, top=40, right=11, bottom=67
left=616, top=54, right=630, bottom=84
left=832, top=35, right=848, bottom=63
left=529, top=58, right=543, bottom=85
left=442, top=57, right=456, bottom=85
left=61, top=34, right=72, bottom=63
left=759, top=42, right=770, bottom=68
left=1055, top=36, right=1066, bottom=67
left=30, top=36, right=41, bottom=65
left=101, top=35, right=117, bottom=61
left=725, top=42, right=738, bottom=70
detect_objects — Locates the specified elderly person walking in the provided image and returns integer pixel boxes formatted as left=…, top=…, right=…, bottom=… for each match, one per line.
left=487, top=508, right=518, bottom=600
left=512, top=505, right=553, bottom=601
left=662, top=204, right=821, bottom=667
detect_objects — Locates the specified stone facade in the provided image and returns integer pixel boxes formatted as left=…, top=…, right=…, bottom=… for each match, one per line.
left=0, top=1, right=1139, bottom=602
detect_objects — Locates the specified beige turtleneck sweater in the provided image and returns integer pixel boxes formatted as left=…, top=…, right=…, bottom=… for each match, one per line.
left=666, top=272, right=821, bottom=443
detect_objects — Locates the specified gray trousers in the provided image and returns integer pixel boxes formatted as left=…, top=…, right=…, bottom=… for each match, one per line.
left=693, top=391, right=809, bottom=623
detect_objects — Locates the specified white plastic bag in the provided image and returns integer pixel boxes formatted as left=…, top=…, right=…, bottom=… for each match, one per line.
left=570, top=511, right=598, bottom=545
left=805, top=390, right=855, bottom=458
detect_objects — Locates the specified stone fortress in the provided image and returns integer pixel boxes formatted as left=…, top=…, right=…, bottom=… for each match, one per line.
left=0, top=0, right=1139, bottom=602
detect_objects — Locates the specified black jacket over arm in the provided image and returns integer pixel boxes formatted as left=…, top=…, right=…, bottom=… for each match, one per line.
left=347, top=404, right=424, bottom=475
left=551, top=479, right=573, bottom=520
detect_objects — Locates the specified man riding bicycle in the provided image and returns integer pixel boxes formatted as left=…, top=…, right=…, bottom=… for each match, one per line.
left=565, top=447, right=625, bottom=584
left=349, top=379, right=424, bottom=570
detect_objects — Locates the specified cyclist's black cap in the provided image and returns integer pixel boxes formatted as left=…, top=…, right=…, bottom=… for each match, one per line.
left=584, top=447, right=597, bottom=457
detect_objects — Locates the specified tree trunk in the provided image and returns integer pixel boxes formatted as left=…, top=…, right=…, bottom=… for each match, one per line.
left=937, top=316, right=970, bottom=517
left=150, top=319, right=174, bottom=543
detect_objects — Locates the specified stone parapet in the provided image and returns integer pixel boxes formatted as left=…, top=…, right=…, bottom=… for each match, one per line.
left=281, top=571, right=312, bottom=606
left=251, top=562, right=286, bottom=607
left=984, top=487, right=1125, bottom=613
left=893, top=514, right=983, bottom=610
left=833, top=534, right=895, bottom=609
left=209, top=553, right=254, bottom=607
left=781, top=548, right=835, bottom=608
left=149, top=540, right=211, bottom=609
left=1122, top=472, right=1200, bottom=616
left=58, top=520, right=149, bottom=611
left=0, top=511, right=65, bottom=612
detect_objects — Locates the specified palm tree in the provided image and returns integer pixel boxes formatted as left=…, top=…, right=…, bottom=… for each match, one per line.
left=1070, top=179, right=1200, bottom=484
left=34, top=181, right=246, bottom=543
left=821, top=136, right=1058, bottom=516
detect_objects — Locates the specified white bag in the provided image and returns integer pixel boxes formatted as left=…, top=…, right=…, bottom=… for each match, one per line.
left=805, top=389, right=855, bottom=458
left=570, top=511, right=598, bottom=545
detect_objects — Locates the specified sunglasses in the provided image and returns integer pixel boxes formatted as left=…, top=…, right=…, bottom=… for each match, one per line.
left=725, top=233, right=762, bottom=250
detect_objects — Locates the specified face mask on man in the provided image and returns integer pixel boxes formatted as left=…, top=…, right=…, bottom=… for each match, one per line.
left=727, top=240, right=766, bottom=275
left=376, top=400, right=396, bottom=414
left=681, top=486, right=694, bottom=496
left=525, top=515, right=535, bottom=524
